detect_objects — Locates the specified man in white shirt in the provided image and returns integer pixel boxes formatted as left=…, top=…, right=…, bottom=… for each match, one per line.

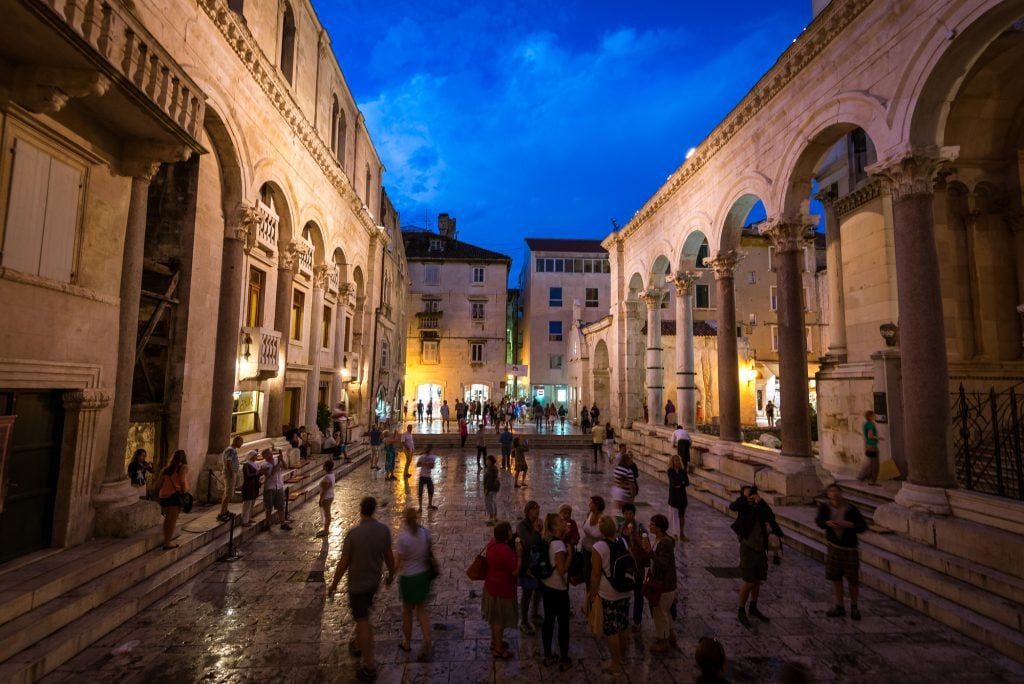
left=671, top=424, right=692, bottom=467
left=402, top=424, right=415, bottom=479
left=416, top=445, right=438, bottom=510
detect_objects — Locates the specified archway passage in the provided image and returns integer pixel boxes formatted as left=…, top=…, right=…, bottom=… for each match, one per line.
left=592, top=340, right=611, bottom=422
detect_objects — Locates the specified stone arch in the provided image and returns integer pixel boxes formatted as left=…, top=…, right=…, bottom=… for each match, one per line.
left=627, top=272, right=645, bottom=299
left=679, top=230, right=710, bottom=271
left=201, top=106, right=245, bottom=227
left=592, top=339, right=611, bottom=416
left=256, top=179, right=295, bottom=246
left=717, top=192, right=769, bottom=253
left=301, top=221, right=326, bottom=266
left=332, top=247, right=349, bottom=284
left=649, top=254, right=672, bottom=287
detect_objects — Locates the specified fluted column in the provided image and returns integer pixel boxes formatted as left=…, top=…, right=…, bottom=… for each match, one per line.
left=265, top=243, right=299, bottom=437
left=304, top=265, right=330, bottom=432
left=331, top=283, right=354, bottom=408
left=817, top=186, right=848, bottom=361
left=869, top=147, right=959, bottom=509
left=668, top=271, right=700, bottom=428
left=640, top=286, right=667, bottom=424
left=706, top=251, right=744, bottom=442
left=762, top=216, right=816, bottom=460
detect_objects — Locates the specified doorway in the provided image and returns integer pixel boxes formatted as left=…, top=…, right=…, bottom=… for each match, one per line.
left=283, top=388, right=301, bottom=431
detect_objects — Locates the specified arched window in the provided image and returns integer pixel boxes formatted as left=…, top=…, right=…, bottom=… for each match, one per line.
left=330, top=96, right=346, bottom=163
left=280, top=2, right=297, bottom=85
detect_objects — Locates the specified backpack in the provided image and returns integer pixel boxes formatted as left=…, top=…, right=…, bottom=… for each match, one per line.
left=602, top=538, right=638, bottom=592
left=528, top=539, right=554, bottom=580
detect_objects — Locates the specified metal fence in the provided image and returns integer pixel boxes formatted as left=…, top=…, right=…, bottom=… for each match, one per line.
left=951, top=382, right=1024, bottom=501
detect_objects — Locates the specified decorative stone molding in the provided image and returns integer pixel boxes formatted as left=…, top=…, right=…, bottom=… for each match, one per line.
left=313, top=264, right=332, bottom=290
left=705, top=251, right=746, bottom=280
left=279, top=242, right=301, bottom=271
left=232, top=201, right=259, bottom=249
left=337, top=282, right=355, bottom=306
left=116, top=142, right=193, bottom=179
left=760, top=215, right=818, bottom=252
left=62, top=389, right=111, bottom=412
left=11, top=66, right=111, bottom=114
left=617, top=0, right=874, bottom=242
left=667, top=271, right=701, bottom=296
left=867, top=146, right=959, bottom=202
left=832, top=180, right=883, bottom=216
left=638, top=286, right=667, bottom=309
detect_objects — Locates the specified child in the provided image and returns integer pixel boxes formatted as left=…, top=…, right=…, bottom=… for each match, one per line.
left=383, top=431, right=398, bottom=480
left=315, top=460, right=335, bottom=538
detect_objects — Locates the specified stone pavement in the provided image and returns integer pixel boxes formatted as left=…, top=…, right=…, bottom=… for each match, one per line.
left=43, top=450, right=1024, bottom=683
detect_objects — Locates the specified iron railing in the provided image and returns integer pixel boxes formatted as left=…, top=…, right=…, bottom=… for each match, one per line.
left=951, top=382, right=1024, bottom=501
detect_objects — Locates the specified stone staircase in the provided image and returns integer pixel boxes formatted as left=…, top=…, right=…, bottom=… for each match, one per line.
left=0, top=443, right=369, bottom=684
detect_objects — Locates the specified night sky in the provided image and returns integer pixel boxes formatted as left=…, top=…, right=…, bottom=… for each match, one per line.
left=317, top=1, right=812, bottom=267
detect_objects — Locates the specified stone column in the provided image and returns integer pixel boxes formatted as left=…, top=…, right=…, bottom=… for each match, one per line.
left=817, top=186, right=848, bottom=361
left=762, top=216, right=816, bottom=460
left=208, top=205, right=255, bottom=452
left=869, top=147, right=959, bottom=512
left=1006, top=211, right=1024, bottom=358
left=58, top=389, right=113, bottom=544
left=668, top=271, right=700, bottom=428
left=622, top=299, right=645, bottom=425
left=303, top=265, right=330, bottom=432
left=265, top=243, right=299, bottom=437
left=331, top=283, right=354, bottom=409
left=639, top=287, right=667, bottom=425
left=706, top=251, right=744, bottom=442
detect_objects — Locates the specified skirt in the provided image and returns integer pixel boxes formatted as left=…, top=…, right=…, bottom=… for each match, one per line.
left=481, top=589, right=518, bottom=628
left=399, top=572, right=433, bottom=605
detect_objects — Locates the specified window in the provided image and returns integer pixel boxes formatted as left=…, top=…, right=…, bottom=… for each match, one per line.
left=246, top=267, right=265, bottom=327
left=290, top=289, right=305, bottom=340
left=770, top=286, right=778, bottom=311
left=549, top=320, right=563, bottom=342
left=424, top=264, right=440, bottom=284
left=695, top=284, right=710, bottom=309
left=425, top=299, right=440, bottom=313
left=279, top=2, right=296, bottom=85
left=343, top=315, right=352, bottom=351
left=585, top=288, right=599, bottom=308
left=696, top=242, right=710, bottom=268
left=364, top=165, right=372, bottom=206
left=381, top=339, right=390, bottom=367
left=748, top=271, right=757, bottom=285
left=2, top=137, right=83, bottom=283
left=768, top=246, right=776, bottom=271
left=330, top=97, right=346, bottom=163
left=428, top=239, right=442, bottom=252
left=471, top=342, right=484, bottom=363
left=536, top=258, right=545, bottom=273
left=321, top=306, right=332, bottom=348
left=771, top=325, right=779, bottom=351
left=231, top=390, right=263, bottom=435
left=549, top=287, right=563, bottom=307
left=471, top=301, right=485, bottom=320
left=554, top=259, right=564, bottom=272
left=422, top=340, right=439, bottom=364
left=472, top=267, right=485, bottom=283
left=549, top=355, right=563, bottom=369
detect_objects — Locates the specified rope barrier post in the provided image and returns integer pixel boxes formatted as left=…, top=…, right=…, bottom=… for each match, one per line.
left=222, top=512, right=241, bottom=562
left=207, top=468, right=214, bottom=505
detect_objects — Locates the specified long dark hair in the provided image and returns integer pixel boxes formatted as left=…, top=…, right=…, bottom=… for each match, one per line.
left=162, top=450, right=187, bottom=476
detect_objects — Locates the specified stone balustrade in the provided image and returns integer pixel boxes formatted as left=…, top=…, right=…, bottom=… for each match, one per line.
left=239, top=326, right=281, bottom=377
left=253, top=199, right=279, bottom=254
left=295, top=238, right=314, bottom=277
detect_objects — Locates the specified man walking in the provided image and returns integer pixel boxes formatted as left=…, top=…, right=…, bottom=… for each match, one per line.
left=417, top=444, right=439, bottom=510
left=218, top=435, right=243, bottom=521
left=671, top=424, right=692, bottom=467
left=815, top=483, right=868, bottom=620
left=416, top=400, right=424, bottom=422
left=368, top=423, right=383, bottom=470
left=499, top=424, right=514, bottom=470
left=729, top=485, right=782, bottom=626
left=765, top=401, right=775, bottom=428
left=591, top=421, right=605, bottom=471
left=402, top=424, right=415, bottom=479
left=441, top=400, right=451, bottom=432
left=328, top=496, right=396, bottom=682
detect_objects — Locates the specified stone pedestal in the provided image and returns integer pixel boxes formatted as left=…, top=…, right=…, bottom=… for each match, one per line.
left=93, top=479, right=161, bottom=537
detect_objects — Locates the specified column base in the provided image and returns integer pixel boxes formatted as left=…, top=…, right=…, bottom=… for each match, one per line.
left=893, top=482, right=952, bottom=515
left=758, top=457, right=824, bottom=503
left=93, top=479, right=162, bottom=538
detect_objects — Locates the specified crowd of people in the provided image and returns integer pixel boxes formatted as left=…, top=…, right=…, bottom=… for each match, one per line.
left=404, top=396, right=576, bottom=433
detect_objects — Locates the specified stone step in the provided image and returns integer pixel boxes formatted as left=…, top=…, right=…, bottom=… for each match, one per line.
left=0, top=453, right=366, bottom=683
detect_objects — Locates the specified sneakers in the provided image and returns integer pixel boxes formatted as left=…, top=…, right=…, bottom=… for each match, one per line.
left=851, top=606, right=862, bottom=621
left=826, top=605, right=846, bottom=618
left=748, top=604, right=770, bottom=622
left=737, top=607, right=751, bottom=627
left=216, top=513, right=232, bottom=522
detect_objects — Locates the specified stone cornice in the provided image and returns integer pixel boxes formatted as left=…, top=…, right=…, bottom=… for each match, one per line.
left=617, top=0, right=874, bottom=243
left=833, top=180, right=883, bottom=216
left=196, top=0, right=377, bottom=238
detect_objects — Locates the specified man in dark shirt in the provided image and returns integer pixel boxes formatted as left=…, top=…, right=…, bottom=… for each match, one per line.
left=729, top=485, right=783, bottom=627
left=815, top=483, right=868, bottom=620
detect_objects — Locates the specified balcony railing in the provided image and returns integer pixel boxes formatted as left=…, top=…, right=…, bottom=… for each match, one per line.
left=239, top=327, right=281, bottom=378
left=417, top=312, right=443, bottom=330
left=344, top=351, right=360, bottom=381
left=328, top=265, right=340, bottom=293
left=253, top=200, right=279, bottom=254
left=296, top=238, right=314, bottom=277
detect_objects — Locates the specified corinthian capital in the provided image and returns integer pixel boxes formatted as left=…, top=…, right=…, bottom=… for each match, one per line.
left=667, top=270, right=701, bottom=296
left=279, top=242, right=300, bottom=271
left=233, top=202, right=259, bottom=243
left=313, top=264, right=332, bottom=290
left=760, top=215, right=818, bottom=252
left=338, top=282, right=355, bottom=306
left=639, top=286, right=668, bottom=310
left=867, top=146, right=959, bottom=202
left=704, top=250, right=745, bottom=280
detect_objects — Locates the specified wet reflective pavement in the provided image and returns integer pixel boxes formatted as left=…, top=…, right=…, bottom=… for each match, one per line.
left=45, top=451, right=1024, bottom=683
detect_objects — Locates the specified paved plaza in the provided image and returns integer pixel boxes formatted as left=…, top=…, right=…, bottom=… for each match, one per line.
left=45, top=451, right=1024, bottom=683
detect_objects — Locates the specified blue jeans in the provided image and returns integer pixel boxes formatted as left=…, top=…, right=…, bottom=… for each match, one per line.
left=418, top=476, right=434, bottom=503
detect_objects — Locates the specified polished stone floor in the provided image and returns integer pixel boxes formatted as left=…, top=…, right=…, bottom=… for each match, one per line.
left=45, top=451, right=1024, bottom=683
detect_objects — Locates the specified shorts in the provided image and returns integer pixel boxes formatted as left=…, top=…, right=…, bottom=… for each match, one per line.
left=159, top=493, right=181, bottom=508
left=601, top=597, right=630, bottom=636
left=515, top=460, right=527, bottom=472
left=222, top=470, right=236, bottom=496
left=739, top=544, right=768, bottom=583
left=825, top=545, right=860, bottom=583
left=349, top=591, right=377, bottom=620
left=399, top=572, right=433, bottom=605
left=263, top=488, right=285, bottom=512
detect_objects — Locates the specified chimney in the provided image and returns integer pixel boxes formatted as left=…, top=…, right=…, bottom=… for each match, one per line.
left=438, top=213, right=456, bottom=239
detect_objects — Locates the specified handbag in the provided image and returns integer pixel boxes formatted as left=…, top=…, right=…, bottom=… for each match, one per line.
left=180, top=492, right=194, bottom=514
left=465, top=545, right=488, bottom=581
left=586, top=595, right=604, bottom=636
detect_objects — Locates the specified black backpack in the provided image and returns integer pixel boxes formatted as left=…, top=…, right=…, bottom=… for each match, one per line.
left=528, top=539, right=554, bottom=580
left=603, top=538, right=638, bottom=592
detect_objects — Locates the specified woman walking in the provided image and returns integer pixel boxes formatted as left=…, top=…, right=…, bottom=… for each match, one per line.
left=516, top=501, right=544, bottom=633
left=588, top=515, right=632, bottom=676
left=540, top=513, right=573, bottom=672
left=397, top=508, right=434, bottom=662
left=603, top=423, right=616, bottom=464
left=483, top=455, right=500, bottom=524
left=667, top=454, right=689, bottom=541
left=157, top=450, right=189, bottom=550
left=482, top=521, right=519, bottom=659
left=240, top=449, right=261, bottom=527
left=512, top=437, right=529, bottom=488
left=647, top=513, right=678, bottom=653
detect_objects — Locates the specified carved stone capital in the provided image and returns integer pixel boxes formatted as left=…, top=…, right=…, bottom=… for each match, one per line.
left=667, top=270, right=701, bottom=296
left=279, top=242, right=301, bottom=271
left=116, top=142, right=192, bottom=179
left=313, top=264, right=332, bottom=290
left=12, top=66, right=111, bottom=114
left=63, top=388, right=111, bottom=412
left=704, top=251, right=746, bottom=280
left=337, top=282, right=355, bottom=306
left=760, top=215, right=818, bottom=253
left=231, top=201, right=259, bottom=247
left=638, top=286, right=668, bottom=310
left=813, top=184, right=838, bottom=208
left=867, top=146, right=959, bottom=203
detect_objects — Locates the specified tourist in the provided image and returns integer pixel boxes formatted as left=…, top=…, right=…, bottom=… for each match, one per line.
left=368, top=423, right=383, bottom=470
left=612, top=449, right=639, bottom=513
left=647, top=513, right=677, bottom=653
left=262, top=448, right=290, bottom=530
left=588, top=515, right=633, bottom=676
left=590, top=403, right=600, bottom=427
left=546, top=402, right=557, bottom=430
left=459, top=417, right=468, bottom=448
left=540, top=513, right=573, bottom=672
left=581, top=406, right=591, bottom=432
left=860, top=410, right=881, bottom=485
left=672, top=423, right=692, bottom=467
left=416, top=444, right=438, bottom=510
left=402, top=424, right=415, bottom=479
left=619, top=503, right=650, bottom=630
left=383, top=430, right=398, bottom=480
left=475, top=424, right=488, bottom=467
left=396, top=507, right=434, bottom=662
left=590, top=421, right=605, bottom=470
left=730, top=485, right=782, bottom=626
left=499, top=424, right=513, bottom=470
left=330, top=402, right=347, bottom=432
left=239, top=449, right=261, bottom=527
left=426, top=399, right=433, bottom=424
left=416, top=399, right=424, bottom=422
left=816, top=483, right=868, bottom=620
left=218, top=435, right=243, bottom=521
left=128, top=448, right=153, bottom=489
left=603, top=422, right=616, bottom=464
left=765, top=400, right=775, bottom=428
left=483, top=455, right=500, bottom=524
left=512, top=436, right=529, bottom=488
left=322, top=429, right=338, bottom=459
left=667, top=454, right=689, bottom=540
left=557, top=404, right=567, bottom=430
left=157, top=449, right=189, bottom=550
left=315, top=460, right=335, bottom=538
left=665, top=400, right=676, bottom=426
left=517, top=500, right=544, bottom=633
left=580, top=495, right=605, bottom=592
left=440, top=399, right=450, bottom=432
left=327, top=496, right=395, bottom=682
left=695, top=636, right=730, bottom=684
left=559, top=504, right=580, bottom=548
left=482, top=521, right=519, bottom=659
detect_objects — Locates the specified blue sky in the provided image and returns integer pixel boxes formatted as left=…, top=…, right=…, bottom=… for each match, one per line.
left=318, top=1, right=813, bottom=267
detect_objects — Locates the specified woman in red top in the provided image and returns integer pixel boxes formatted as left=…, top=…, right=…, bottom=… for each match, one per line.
left=157, top=450, right=189, bottom=550
left=482, top=521, right=520, bottom=659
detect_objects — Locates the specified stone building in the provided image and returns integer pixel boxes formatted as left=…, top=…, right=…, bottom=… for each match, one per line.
left=0, top=0, right=405, bottom=560
left=402, top=216, right=512, bottom=411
